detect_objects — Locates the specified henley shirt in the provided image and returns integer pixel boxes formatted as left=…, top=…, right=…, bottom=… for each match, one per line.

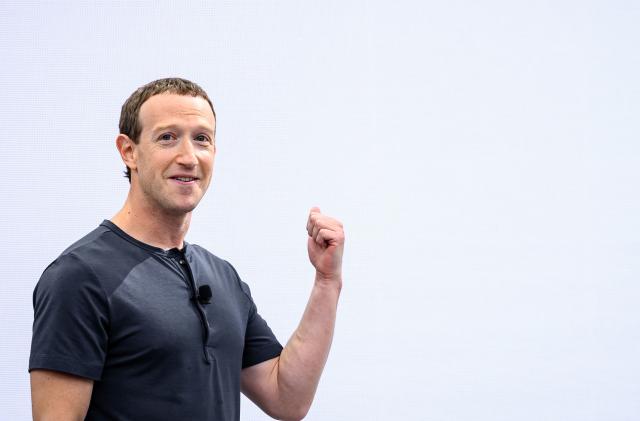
left=29, top=220, right=283, bottom=420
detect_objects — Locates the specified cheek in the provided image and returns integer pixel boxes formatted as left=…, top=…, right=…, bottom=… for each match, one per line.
left=142, top=151, right=172, bottom=175
left=199, top=152, right=215, bottom=172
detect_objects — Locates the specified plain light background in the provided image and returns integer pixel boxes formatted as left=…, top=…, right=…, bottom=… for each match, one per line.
left=1, top=1, right=639, bottom=420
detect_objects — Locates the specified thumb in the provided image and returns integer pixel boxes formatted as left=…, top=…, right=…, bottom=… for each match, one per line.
left=309, top=206, right=321, bottom=214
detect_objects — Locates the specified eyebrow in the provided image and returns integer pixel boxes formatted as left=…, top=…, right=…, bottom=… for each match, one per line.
left=152, top=124, right=215, bottom=136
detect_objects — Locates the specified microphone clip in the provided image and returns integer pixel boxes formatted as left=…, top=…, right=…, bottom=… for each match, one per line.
left=196, top=284, right=212, bottom=305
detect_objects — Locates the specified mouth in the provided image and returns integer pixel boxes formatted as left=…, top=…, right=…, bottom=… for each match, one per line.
left=170, top=176, right=199, bottom=185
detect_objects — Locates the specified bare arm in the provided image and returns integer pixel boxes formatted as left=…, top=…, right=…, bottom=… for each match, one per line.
left=241, top=207, right=344, bottom=420
left=31, top=370, right=93, bottom=421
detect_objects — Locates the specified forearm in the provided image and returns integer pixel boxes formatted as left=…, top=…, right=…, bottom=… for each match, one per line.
left=242, top=207, right=344, bottom=420
left=275, top=274, right=341, bottom=417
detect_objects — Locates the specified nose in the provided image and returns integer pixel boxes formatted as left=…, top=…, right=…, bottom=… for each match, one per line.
left=176, top=137, right=198, bottom=167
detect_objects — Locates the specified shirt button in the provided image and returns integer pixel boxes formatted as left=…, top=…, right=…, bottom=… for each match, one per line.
left=179, top=259, right=186, bottom=265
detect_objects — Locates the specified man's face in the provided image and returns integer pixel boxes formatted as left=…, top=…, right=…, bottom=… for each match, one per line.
left=131, top=93, right=216, bottom=216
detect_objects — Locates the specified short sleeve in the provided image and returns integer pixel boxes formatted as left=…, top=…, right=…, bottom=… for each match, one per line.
left=238, top=281, right=283, bottom=369
left=29, top=252, right=109, bottom=380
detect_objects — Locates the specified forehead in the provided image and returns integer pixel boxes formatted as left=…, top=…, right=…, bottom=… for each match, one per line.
left=138, top=93, right=216, bottom=132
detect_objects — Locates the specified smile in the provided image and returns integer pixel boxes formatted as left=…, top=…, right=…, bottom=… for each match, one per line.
left=170, top=176, right=199, bottom=184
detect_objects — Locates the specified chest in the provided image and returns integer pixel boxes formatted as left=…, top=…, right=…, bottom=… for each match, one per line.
left=106, top=257, right=248, bottom=363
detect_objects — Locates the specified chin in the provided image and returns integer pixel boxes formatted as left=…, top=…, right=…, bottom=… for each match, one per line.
left=175, top=203, right=199, bottom=214
left=161, top=199, right=201, bottom=215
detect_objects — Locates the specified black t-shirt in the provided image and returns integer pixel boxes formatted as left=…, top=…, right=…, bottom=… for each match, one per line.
left=29, top=220, right=283, bottom=420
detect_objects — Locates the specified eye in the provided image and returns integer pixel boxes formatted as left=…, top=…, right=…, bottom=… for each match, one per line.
left=158, top=133, right=176, bottom=142
left=195, top=134, right=212, bottom=144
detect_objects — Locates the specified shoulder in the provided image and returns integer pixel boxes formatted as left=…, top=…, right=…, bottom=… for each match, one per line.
left=33, top=251, right=109, bottom=321
left=53, top=224, right=123, bottom=277
left=187, top=244, right=253, bottom=298
left=39, top=222, right=111, bottom=291
left=187, top=244, right=237, bottom=277
left=36, top=223, right=149, bottom=300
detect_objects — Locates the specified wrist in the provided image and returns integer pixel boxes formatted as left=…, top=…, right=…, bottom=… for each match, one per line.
left=314, top=272, right=342, bottom=292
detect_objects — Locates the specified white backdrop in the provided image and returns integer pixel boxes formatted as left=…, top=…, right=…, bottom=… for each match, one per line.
left=1, top=1, right=639, bottom=420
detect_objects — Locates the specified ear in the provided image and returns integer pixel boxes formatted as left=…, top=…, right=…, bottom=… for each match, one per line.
left=116, top=134, right=138, bottom=172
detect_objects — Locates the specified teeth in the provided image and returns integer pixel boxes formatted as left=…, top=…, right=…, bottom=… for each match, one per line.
left=175, top=177, right=195, bottom=182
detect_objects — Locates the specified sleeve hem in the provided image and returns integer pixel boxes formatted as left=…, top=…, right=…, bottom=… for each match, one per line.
left=29, top=354, right=103, bottom=381
left=242, top=343, right=283, bottom=369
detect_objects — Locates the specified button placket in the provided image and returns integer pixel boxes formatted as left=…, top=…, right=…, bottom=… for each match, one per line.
left=179, top=255, right=212, bottom=363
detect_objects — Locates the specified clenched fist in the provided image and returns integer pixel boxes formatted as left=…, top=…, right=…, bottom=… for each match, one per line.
left=306, top=207, right=345, bottom=285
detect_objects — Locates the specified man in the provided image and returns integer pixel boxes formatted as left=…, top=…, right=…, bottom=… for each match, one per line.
left=29, top=78, right=344, bottom=421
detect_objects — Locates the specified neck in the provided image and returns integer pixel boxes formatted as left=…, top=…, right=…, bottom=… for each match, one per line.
left=111, top=191, right=191, bottom=250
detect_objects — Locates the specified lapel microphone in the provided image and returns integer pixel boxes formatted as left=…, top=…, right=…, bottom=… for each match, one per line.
left=197, top=285, right=213, bottom=304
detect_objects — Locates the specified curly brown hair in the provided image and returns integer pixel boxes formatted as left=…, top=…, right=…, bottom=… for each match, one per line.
left=119, top=78, right=216, bottom=182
